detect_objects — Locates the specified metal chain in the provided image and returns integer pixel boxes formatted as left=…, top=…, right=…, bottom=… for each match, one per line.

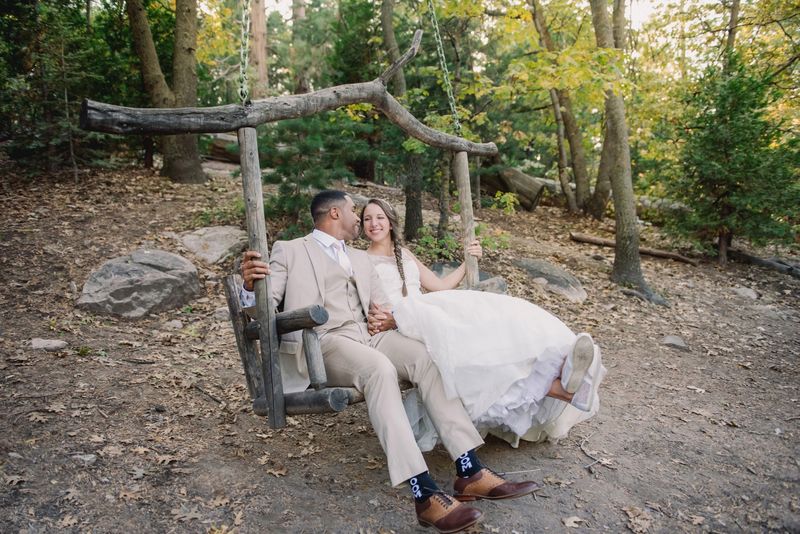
left=238, top=0, right=251, bottom=104
left=426, top=0, right=461, bottom=136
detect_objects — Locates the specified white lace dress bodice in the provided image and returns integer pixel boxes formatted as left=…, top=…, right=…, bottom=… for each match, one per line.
left=368, top=249, right=603, bottom=449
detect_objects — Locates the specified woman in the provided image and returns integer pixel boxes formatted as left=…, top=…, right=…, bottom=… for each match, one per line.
left=361, top=198, right=605, bottom=449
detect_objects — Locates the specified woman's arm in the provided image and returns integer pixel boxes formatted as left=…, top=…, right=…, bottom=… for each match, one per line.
left=411, top=241, right=482, bottom=292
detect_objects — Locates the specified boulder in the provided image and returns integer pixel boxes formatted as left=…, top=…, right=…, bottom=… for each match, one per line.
left=30, top=338, right=68, bottom=352
left=513, top=258, right=587, bottom=303
left=662, top=334, right=689, bottom=352
left=179, top=226, right=247, bottom=265
left=77, top=250, right=201, bottom=319
left=732, top=287, right=758, bottom=300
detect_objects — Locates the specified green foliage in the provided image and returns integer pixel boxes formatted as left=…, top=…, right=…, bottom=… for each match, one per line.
left=0, top=0, right=173, bottom=169
left=475, top=222, right=510, bottom=250
left=491, top=191, right=520, bottom=215
left=413, top=225, right=461, bottom=263
left=257, top=111, right=383, bottom=239
left=664, top=55, right=799, bottom=250
left=194, top=198, right=245, bottom=227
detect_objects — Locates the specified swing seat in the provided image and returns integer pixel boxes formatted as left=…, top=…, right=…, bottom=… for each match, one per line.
left=224, top=274, right=413, bottom=427
left=223, top=275, right=366, bottom=420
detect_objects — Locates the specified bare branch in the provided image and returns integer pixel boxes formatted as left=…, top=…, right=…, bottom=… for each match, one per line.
left=378, top=29, right=422, bottom=86
left=81, top=29, right=498, bottom=157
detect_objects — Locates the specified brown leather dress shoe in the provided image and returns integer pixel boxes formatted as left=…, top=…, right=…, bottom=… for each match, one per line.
left=453, top=468, right=540, bottom=502
left=416, top=492, right=482, bottom=533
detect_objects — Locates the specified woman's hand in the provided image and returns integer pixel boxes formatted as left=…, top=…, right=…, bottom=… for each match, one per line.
left=465, top=240, right=483, bottom=259
left=241, top=250, right=270, bottom=291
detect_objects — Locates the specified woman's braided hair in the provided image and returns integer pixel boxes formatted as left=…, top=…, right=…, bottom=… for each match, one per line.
left=362, top=198, right=408, bottom=297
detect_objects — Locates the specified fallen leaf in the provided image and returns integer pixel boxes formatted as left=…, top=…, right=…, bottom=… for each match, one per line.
left=562, top=516, right=586, bottom=528
left=623, top=506, right=653, bottom=533
left=57, top=515, right=78, bottom=528
left=46, top=402, right=66, bottom=413
left=690, top=515, right=705, bottom=525
left=63, top=488, right=80, bottom=502
left=543, top=475, right=572, bottom=487
left=99, top=445, right=124, bottom=457
left=210, top=495, right=230, bottom=507
left=257, top=454, right=271, bottom=465
left=171, top=505, right=203, bottom=522
left=130, top=467, right=146, bottom=480
left=234, top=510, right=244, bottom=526
left=27, top=412, right=48, bottom=423
left=131, top=446, right=150, bottom=455
left=156, top=454, right=178, bottom=465
left=120, top=485, right=143, bottom=501
left=89, top=434, right=105, bottom=444
left=686, top=385, right=706, bottom=394
left=267, top=466, right=287, bottom=477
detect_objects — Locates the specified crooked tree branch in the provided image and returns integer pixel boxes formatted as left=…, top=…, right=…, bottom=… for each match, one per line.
left=80, top=29, right=497, bottom=157
left=570, top=232, right=700, bottom=266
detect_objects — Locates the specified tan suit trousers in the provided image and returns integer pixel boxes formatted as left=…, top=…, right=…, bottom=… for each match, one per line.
left=320, top=329, right=484, bottom=486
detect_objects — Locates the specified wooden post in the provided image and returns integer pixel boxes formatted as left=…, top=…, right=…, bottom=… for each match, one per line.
left=453, top=151, right=479, bottom=289
left=238, top=126, right=285, bottom=428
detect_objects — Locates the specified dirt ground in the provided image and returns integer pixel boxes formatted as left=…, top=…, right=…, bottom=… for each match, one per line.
left=1, top=163, right=798, bottom=533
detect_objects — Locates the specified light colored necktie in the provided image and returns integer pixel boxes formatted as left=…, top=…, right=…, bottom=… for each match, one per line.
left=332, top=241, right=353, bottom=276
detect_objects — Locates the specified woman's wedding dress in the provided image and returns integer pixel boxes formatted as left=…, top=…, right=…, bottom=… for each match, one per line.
left=369, top=250, right=604, bottom=450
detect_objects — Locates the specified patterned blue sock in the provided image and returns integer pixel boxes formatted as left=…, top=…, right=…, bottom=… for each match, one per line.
left=455, top=449, right=483, bottom=478
left=408, top=471, right=439, bottom=502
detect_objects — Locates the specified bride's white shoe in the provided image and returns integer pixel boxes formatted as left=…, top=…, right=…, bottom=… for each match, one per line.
left=561, top=333, right=594, bottom=394
left=570, top=347, right=602, bottom=413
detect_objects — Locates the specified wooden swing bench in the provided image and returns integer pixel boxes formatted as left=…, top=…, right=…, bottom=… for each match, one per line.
left=221, top=274, right=364, bottom=417
left=80, top=29, right=497, bottom=429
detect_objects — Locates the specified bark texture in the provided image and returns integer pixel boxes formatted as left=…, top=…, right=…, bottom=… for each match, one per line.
left=589, top=0, right=658, bottom=299
left=126, top=0, right=205, bottom=183
left=529, top=0, right=590, bottom=209
left=250, top=0, right=269, bottom=98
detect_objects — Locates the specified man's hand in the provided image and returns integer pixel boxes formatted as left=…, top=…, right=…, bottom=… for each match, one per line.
left=241, top=250, right=270, bottom=291
left=368, top=303, right=397, bottom=335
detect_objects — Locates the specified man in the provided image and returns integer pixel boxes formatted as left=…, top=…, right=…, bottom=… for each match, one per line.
left=241, top=190, right=538, bottom=533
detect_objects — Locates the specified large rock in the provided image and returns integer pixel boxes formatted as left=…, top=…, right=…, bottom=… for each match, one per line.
left=513, top=258, right=587, bottom=303
left=179, top=226, right=247, bottom=265
left=77, top=250, right=201, bottom=319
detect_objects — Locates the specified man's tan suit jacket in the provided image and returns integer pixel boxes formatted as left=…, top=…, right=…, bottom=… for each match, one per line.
left=269, top=234, right=391, bottom=393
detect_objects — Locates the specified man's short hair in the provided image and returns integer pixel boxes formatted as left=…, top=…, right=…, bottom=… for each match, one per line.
left=310, top=190, right=348, bottom=224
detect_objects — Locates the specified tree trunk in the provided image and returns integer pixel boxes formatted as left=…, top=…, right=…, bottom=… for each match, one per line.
left=586, top=119, right=614, bottom=219
left=404, top=156, right=423, bottom=241
left=126, top=0, right=205, bottom=183
left=379, top=0, right=422, bottom=239
left=586, top=0, right=627, bottom=218
left=292, top=0, right=308, bottom=94
left=250, top=0, right=269, bottom=98
left=380, top=0, right=406, bottom=95
left=589, top=0, right=657, bottom=298
left=529, top=0, right=590, bottom=209
left=473, top=156, right=481, bottom=209
left=549, top=89, right=578, bottom=213
left=718, top=229, right=731, bottom=265
left=437, top=152, right=451, bottom=239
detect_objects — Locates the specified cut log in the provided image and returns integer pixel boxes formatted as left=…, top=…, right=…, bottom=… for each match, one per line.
left=482, top=168, right=551, bottom=211
left=206, top=133, right=240, bottom=163
left=570, top=232, right=700, bottom=266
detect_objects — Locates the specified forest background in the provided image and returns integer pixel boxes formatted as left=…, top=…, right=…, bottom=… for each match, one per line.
left=1, top=0, right=798, bottom=267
